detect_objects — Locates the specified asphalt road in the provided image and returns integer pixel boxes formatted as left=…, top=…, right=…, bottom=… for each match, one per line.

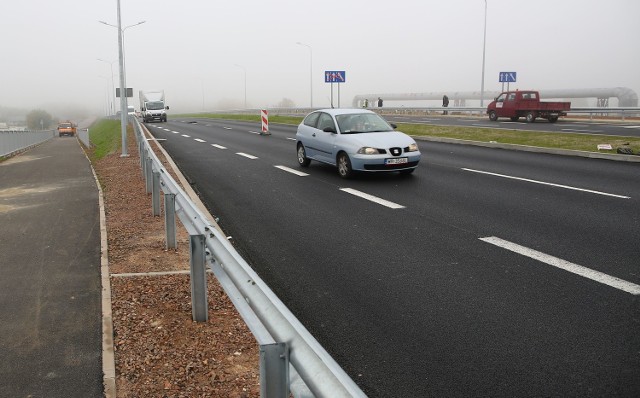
left=382, top=113, right=640, bottom=138
left=148, top=118, right=639, bottom=397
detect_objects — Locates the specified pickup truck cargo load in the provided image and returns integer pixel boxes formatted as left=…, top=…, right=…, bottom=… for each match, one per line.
left=57, top=121, right=77, bottom=137
left=139, top=90, right=169, bottom=123
left=487, top=90, right=571, bottom=123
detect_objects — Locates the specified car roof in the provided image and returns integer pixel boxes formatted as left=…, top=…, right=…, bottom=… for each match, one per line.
left=313, top=108, right=376, bottom=117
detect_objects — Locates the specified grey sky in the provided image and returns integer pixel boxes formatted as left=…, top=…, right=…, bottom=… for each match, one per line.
left=2, top=0, right=639, bottom=115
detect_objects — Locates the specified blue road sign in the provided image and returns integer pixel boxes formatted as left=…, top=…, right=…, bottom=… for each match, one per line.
left=325, top=71, right=346, bottom=83
left=499, top=72, right=517, bottom=83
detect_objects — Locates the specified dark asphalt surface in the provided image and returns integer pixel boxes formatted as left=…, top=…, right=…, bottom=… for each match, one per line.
left=0, top=137, right=103, bottom=397
left=149, top=119, right=640, bottom=397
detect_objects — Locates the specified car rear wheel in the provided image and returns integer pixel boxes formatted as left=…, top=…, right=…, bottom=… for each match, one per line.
left=548, top=116, right=559, bottom=123
left=489, top=111, right=498, bottom=121
left=337, top=152, right=353, bottom=179
left=297, top=144, right=310, bottom=167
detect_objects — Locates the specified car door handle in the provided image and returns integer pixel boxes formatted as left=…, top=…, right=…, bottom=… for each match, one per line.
left=312, top=133, right=316, bottom=137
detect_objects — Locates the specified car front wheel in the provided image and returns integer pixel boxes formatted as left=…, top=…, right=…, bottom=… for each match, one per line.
left=337, top=152, right=353, bottom=179
left=297, top=144, right=310, bottom=167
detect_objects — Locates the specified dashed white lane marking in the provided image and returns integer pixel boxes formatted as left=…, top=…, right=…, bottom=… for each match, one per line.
left=181, top=134, right=191, bottom=138
left=223, top=127, right=232, bottom=130
left=274, top=165, right=309, bottom=176
left=462, top=168, right=630, bottom=199
left=248, top=131, right=261, bottom=135
left=623, top=125, right=640, bottom=129
left=480, top=236, right=640, bottom=295
left=339, top=188, right=405, bottom=209
left=172, top=131, right=180, bottom=134
left=194, top=138, right=206, bottom=143
left=212, top=144, right=227, bottom=149
left=236, top=152, right=258, bottom=159
left=286, top=137, right=297, bottom=141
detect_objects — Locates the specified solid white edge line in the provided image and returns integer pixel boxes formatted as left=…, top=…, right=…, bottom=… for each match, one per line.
left=211, top=144, right=227, bottom=149
left=480, top=236, right=640, bottom=295
left=339, top=188, right=405, bottom=209
left=462, top=168, right=630, bottom=199
left=236, top=152, right=258, bottom=159
left=274, top=165, right=309, bottom=176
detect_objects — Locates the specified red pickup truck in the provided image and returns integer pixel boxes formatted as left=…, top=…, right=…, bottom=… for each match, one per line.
left=486, top=90, right=570, bottom=123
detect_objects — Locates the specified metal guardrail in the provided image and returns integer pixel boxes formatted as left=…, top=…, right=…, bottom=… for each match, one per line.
left=0, top=130, right=55, bottom=158
left=212, top=106, right=640, bottom=121
left=130, top=117, right=367, bottom=398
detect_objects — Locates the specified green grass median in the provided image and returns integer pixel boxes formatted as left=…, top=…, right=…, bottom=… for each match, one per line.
left=88, top=119, right=121, bottom=160
left=177, top=113, right=640, bottom=156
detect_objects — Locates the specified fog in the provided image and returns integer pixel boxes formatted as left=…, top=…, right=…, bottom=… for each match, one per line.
left=2, top=0, right=639, bottom=119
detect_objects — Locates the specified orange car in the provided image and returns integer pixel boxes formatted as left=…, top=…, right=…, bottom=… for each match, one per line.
left=57, top=121, right=77, bottom=137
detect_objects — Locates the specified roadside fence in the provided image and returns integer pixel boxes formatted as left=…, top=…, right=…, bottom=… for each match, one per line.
left=0, top=130, right=55, bottom=159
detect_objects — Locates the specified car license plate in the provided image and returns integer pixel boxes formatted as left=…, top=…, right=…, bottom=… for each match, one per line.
left=385, top=157, right=408, bottom=165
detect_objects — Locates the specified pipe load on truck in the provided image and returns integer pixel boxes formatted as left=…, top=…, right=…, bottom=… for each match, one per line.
left=139, top=90, right=169, bottom=123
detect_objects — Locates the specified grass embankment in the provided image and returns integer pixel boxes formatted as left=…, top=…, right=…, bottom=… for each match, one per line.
left=179, top=113, right=640, bottom=155
left=88, top=119, right=122, bottom=160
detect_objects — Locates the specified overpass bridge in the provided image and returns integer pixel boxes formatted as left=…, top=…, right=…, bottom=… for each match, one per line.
left=353, top=87, right=638, bottom=108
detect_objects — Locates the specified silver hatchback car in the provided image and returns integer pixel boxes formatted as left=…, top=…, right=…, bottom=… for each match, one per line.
left=296, top=109, right=421, bottom=178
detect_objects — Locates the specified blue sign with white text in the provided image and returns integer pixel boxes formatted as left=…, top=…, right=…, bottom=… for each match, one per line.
left=499, top=72, right=517, bottom=83
left=325, top=71, right=346, bottom=83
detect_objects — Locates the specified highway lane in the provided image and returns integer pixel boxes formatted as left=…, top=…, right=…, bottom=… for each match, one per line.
left=147, top=119, right=640, bottom=397
left=382, top=113, right=640, bottom=138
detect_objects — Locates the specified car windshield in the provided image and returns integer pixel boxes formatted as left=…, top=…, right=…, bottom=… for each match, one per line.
left=335, top=113, right=393, bottom=134
left=146, top=101, right=164, bottom=110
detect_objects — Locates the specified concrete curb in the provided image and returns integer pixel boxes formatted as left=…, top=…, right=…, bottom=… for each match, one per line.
left=414, top=135, right=640, bottom=163
left=79, top=140, right=116, bottom=398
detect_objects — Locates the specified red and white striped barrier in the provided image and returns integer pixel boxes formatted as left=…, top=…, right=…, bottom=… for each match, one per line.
left=261, top=109, right=270, bottom=135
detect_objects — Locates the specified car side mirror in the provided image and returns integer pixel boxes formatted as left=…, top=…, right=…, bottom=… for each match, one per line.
left=390, top=123, right=397, bottom=129
left=166, top=106, right=170, bottom=110
left=323, top=127, right=337, bottom=134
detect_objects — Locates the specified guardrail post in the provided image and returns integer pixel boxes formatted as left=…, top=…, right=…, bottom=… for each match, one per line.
left=260, top=343, right=289, bottom=398
left=190, top=234, right=208, bottom=322
left=152, top=171, right=161, bottom=216
left=164, top=193, right=177, bottom=249
left=145, top=157, right=153, bottom=194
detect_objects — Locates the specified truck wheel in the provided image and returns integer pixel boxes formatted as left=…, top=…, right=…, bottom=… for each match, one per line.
left=525, top=111, right=537, bottom=123
left=510, top=117, right=519, bottom=122
left=488, top=111, right=498, bottom=121
left=548, top=116, right=559, bottom=123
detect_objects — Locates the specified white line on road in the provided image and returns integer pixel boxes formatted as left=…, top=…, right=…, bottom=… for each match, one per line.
left=181, top=134, right=191, bottom=138
left=274, top=165, right=309, bottom=176
left=623, top=125, right=640, bottom=129
left=223, top=127, right=232, bottom=130
left=462, top=168, right=630, bottom=199
left=172, top=131, right=180, bottom=134
left=480, top=236, right=640, bottom=295
left=286, top=137, right=297, bottom=141
left=248, top=131, right=261, bottom=135
left=211, top=144, right=227, bottom=149
left=236, top=152, right=258, bottom=159
left=339, top=188, right=405, bottom=209
left=194, top=138, right=206, bottom=143
left=562, top=129, right=604, bottom=133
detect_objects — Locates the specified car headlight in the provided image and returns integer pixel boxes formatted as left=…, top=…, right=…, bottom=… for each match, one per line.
left=357, top=147, right=382, bottom=155
left=405, top=143, right=419, bottom=152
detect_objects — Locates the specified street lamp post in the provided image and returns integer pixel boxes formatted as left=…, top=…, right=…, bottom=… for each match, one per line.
left=296, top=42, right=313, bottom=108
left=234, top=64, right=247, bottom=109
left=99, top=4, right=146, bottom=157
left=480, top=0, right=488, bottom=107
left=97, top=58, right=116, bottom=115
